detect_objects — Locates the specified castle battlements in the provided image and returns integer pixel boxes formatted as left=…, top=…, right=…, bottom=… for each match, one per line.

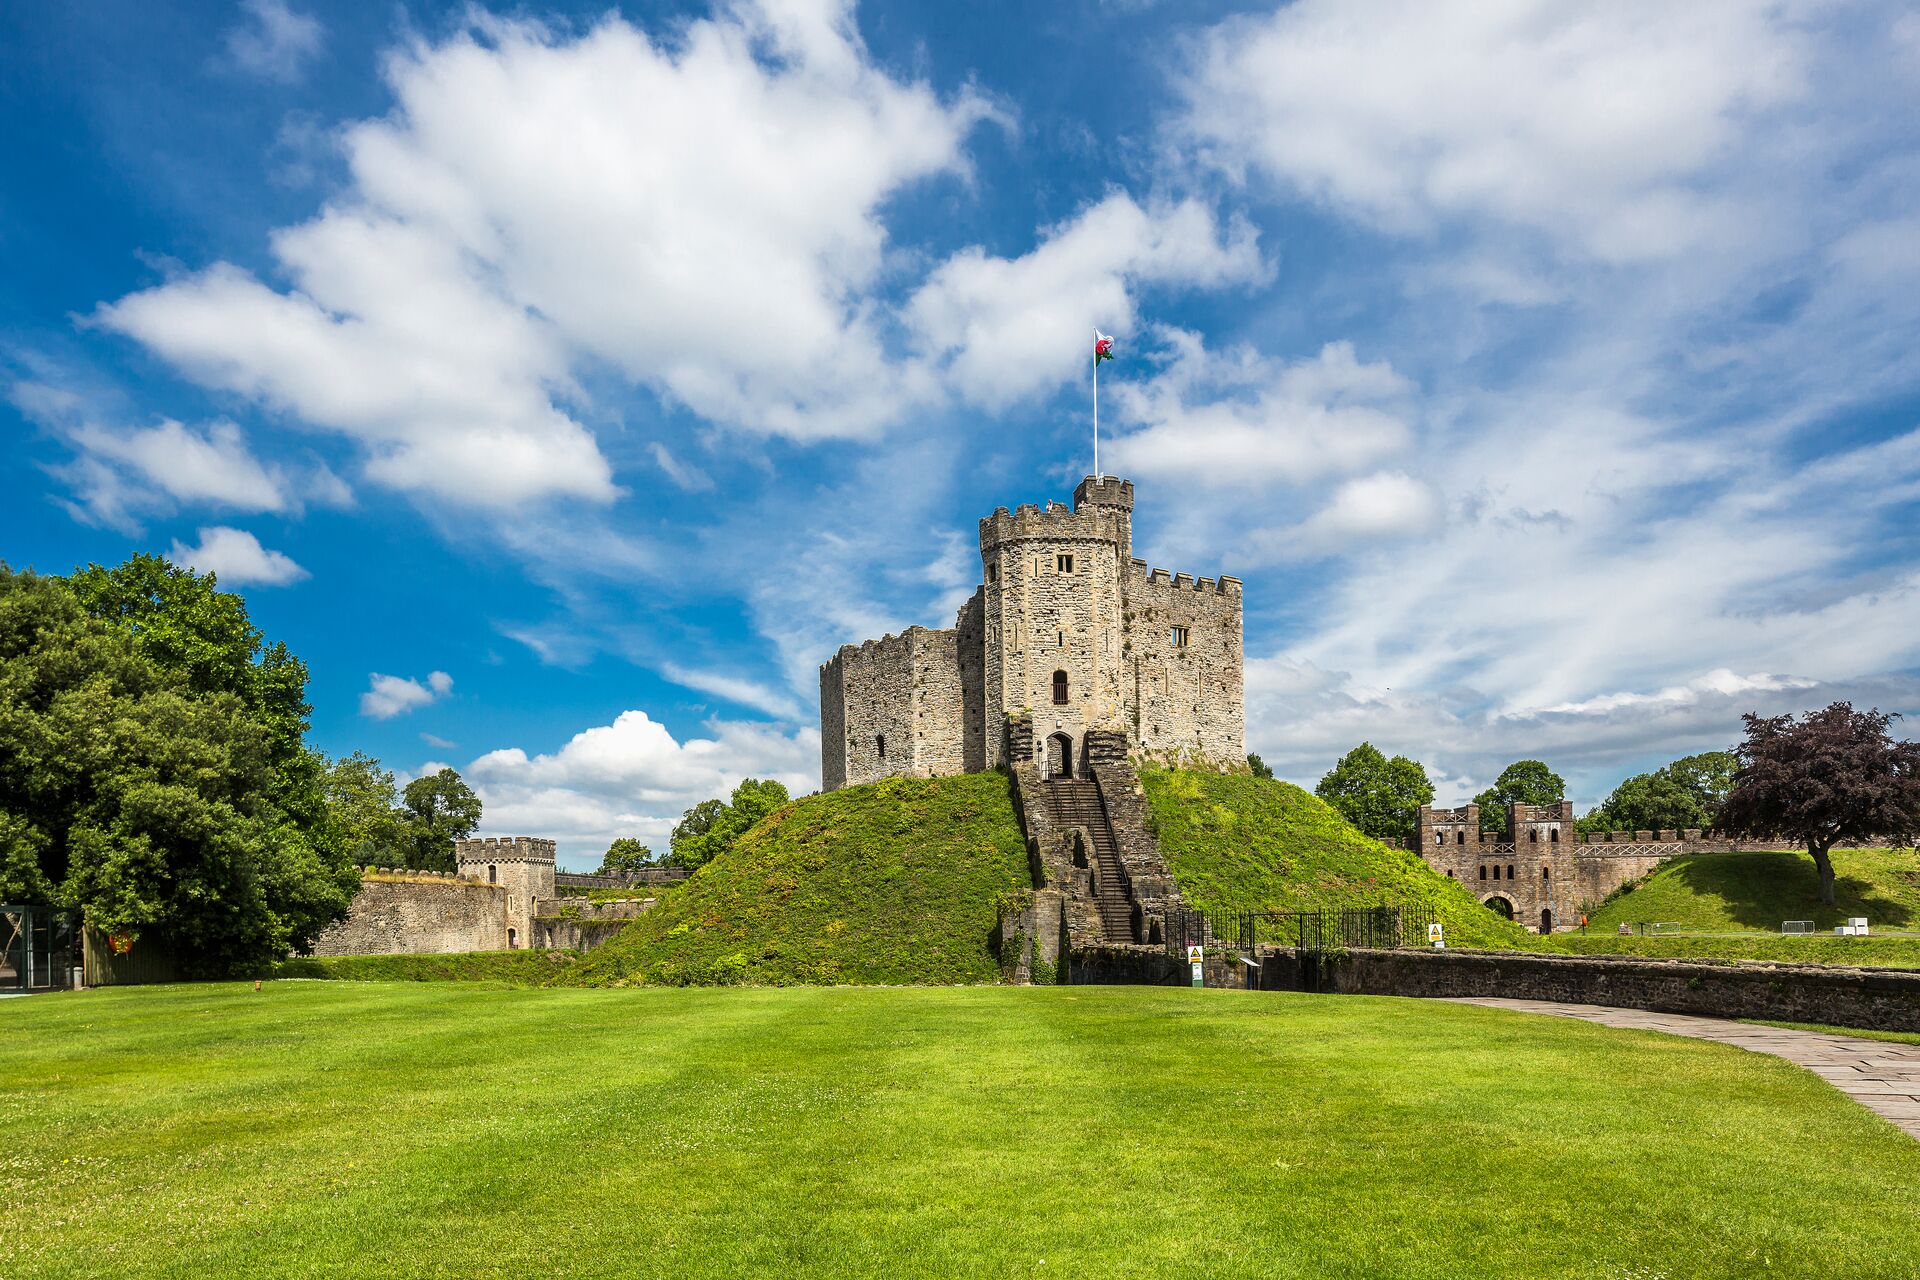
left=454, top=836, right=556, bottom=865
left=821, top=475, right=1243, bottom=791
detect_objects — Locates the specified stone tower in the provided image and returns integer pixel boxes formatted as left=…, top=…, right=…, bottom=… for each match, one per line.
left=454, top=836, right=556, bottom=949
left=820, top=476, right=1243, bottom=790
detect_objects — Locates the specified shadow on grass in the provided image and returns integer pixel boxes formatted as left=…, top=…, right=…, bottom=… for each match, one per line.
left=1662, top=853, right=1912, bottom=930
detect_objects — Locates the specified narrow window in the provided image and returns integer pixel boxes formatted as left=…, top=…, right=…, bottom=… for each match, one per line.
left=1550, top=828, right=1560, bottom=843
left=507, top=928, right=517, bottom=949
left=1529, top=829, right=1539, bottom=843
left=876, top=734, right=886, bottom=760
left=1052, top=670, right=1069, bottom=704
left=1478, top=866, right=1487, bottom=881
left=987, top=563, right=998, bottom=582
left=1446, top=869, right=1455, bottom=878
left=488, top=864, right=497, bottom=884
left=1433, top=832, right=1443, bottom=845
left=1057, top=630, right=1064, bottom=648
left=1507, top=864, right=1516, bottom=880
left=1456, top=831, right=1465, bottom=845
left=1542, top=866, right=1550, bottom=882
left=1057, top=553, right=1073, bottom=573
left=1171, top=624, right=1190, bottom=648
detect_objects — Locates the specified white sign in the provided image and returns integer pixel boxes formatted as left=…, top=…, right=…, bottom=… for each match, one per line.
left=1428, top=922, right=1445, bottom=950
left=1187, top=945, right=1204, bottom=963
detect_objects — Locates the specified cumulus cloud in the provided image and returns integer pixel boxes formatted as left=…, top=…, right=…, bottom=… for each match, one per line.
left=1289, top=471, right=1442, bottom=550
left=909, top=194, right=1266, bottom=408
left=224, top=0, right=325, bottom=84
left=360, top=669, right=454, bottom=719
left=462, top=710, right=819, bottom=865
left=166, top=526, right=309, bottom=587
left=1177, top=0, right=1807, bottom=261
left=1106, top=334, right=1413, bottom=490
left=99, top=2, right=999, bottom=507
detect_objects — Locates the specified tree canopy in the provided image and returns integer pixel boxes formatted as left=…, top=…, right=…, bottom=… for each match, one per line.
left=1720, top=703, right=1920, bottom=905
left=0, top=563, right=357, bottom=973
left=667, top=779, right=790, bottom=871
left=598, top=838, right=656, bottom=874
left=400, top=769, right=483, bottom=871
left=1473, top=760, right=1566, bottom=831
left=1578, top=751, right=1737, bottom=833
left=1314, top=744, right=1434, bottom=842
left=1247, top=753, right=1274, bottom=780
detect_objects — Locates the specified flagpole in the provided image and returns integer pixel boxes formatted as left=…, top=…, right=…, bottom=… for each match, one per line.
left=1093, top=352, right=1100, bottom=481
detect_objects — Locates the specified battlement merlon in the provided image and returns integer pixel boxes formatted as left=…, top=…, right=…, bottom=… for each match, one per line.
left=1072, top=475, right=1134, bottom=513
left=454, top=836, right=556, bottom=864
left=1130, top=562, right=1242, bottom=596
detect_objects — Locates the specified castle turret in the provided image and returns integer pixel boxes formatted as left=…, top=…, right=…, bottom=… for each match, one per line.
left=454, top=837, right=555, bottom=949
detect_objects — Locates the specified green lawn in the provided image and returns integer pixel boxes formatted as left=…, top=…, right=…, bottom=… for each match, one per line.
left=6, top=983, right=1915, bottom=1279
left=1745, top=1020, right=1920, bottom=1047
left=1140, top=768, right=1531, bottom=949
left=1535, top=932, right=1920, bottom=968
left=1583, top=847, right=1920, bottom=934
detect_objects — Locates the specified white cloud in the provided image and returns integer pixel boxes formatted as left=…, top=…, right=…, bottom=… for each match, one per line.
left=71, top=418, right=288, bottom=511
left=658, top=662, right=806, bottom=721
left=101, top=2, right=995, bottom=508
left=166, top=526, right=308, bottom=587
left=360, top=669, right=454, bottom=719
left=225, top=0, right=325, bottom=84
left=650, top=443, right=714, bottom=493
left=1291, top=471, right=1442, bottom=549
left=1106, top=334, right=1413, bottom=489
left=462, top=709, right=819, bottom=866
left=1178, top=0, right=1807, bottom=261
left=908, top=194, right=1266, bottom=408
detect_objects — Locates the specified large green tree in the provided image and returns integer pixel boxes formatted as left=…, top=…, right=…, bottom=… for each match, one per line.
left=1315, top=744, right=1434, bottom=842
left=399, top=769, right=482, bottom=871
left=1473, top=760, right=1567, bottom=831
left=1579, top=751, right=1738, bottom=833
left=321, top=752, right=408, bottom=865
left=0, top=565, right=357, bottom=972
left=598, top=838, right=656, bottom=874
left=667, top=778, right=790, bottom=871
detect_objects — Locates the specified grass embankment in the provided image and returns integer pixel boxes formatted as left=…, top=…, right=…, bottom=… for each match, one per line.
left=4, top=983, right=1916, bottom=1279
left=1745, top=1020, right=1920, bottom=1047
left=1583, top=847, right=1920, bottom=934
left=1536, top=933, right=1920, bottom=968
left=556, top=773, right=1028, bottom=987
left=1141, top=767, right=1530, bottom=949
left=273, top=949, right=572, bottom=985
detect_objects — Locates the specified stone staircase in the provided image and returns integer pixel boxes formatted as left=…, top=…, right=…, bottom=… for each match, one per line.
left=1044, top=778, right=1134, bottom=942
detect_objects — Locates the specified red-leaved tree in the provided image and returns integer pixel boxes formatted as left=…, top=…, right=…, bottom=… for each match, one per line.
left=1718, top=703, right=1920, bottom=905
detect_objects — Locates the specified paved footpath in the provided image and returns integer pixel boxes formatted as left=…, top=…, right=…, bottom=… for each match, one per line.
left=1445, top=998, right=1920, bottom=1140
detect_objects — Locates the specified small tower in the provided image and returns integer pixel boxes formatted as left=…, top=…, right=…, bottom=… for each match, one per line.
left=454, top=836, right=556, bottom=950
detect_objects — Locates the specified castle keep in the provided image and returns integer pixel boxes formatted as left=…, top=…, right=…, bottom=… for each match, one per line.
left=819, top=476, right=1244, bottom=789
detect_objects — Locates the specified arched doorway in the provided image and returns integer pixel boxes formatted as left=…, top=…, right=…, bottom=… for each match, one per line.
left=1483, top=895, right=1514, bottom=920
left=1539, top=908, right=1553, bottom=933
left=1046, top=732, right=1075, bottom=779
left=507, top=927, right=518, bottom=949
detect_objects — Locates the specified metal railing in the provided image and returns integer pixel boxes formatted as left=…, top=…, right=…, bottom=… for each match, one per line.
left=1156, top=905, right=1438, bottom=956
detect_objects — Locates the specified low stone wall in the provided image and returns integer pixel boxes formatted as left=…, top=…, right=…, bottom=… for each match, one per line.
left=531, top=897, right=657, bottom=953
left=1263, top=948, right=1920, bottom=1033
left=309, top=877, right=509, bottom=956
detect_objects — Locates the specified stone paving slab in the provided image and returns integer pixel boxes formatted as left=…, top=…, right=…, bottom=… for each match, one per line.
left=1444, top=998, right=1920, bottom=1141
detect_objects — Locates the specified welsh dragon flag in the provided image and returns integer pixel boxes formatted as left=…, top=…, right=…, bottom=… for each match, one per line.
left=1094, top=331, right=1115, bottom=364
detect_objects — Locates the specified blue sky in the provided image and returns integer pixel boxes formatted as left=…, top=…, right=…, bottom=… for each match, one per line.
left=5, top=0, right=1919, bottom=867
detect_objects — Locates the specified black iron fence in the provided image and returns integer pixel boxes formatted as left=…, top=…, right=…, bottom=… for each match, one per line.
left=1157, top=905, right=1437, bottom=956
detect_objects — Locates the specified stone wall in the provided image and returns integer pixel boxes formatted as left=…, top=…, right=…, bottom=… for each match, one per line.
left=1121, top=563, right=1243, bottom=769
left=309, top=876, right=509, bottom=956
left=1403, top=803, right=1887, bottom=933
left=1299, top=948, right=1920, bottom=1034
left=531, top=897, right=655, bottom=953
left=819, top=620, right=979, bottom=789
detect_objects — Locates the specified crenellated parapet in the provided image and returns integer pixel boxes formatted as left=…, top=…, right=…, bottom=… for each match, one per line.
left=454, top=836, right=556, bottom=866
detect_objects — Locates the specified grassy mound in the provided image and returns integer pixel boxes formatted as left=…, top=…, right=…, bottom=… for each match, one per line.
left=1582, top=847, right=1920, bottom=935
left=9, top=983, right=1918, bottom=1278
left=1140, top=767, right=1531, bottom=949
left=557, top=773, right=1028, bottom=987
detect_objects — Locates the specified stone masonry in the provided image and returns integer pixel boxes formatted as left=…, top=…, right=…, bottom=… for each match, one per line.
left=309, top=836, right=648, bottom=957
left=819, top=476, right=1244, bottom=789
left=1403, top=803, right=1870, bottom=933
